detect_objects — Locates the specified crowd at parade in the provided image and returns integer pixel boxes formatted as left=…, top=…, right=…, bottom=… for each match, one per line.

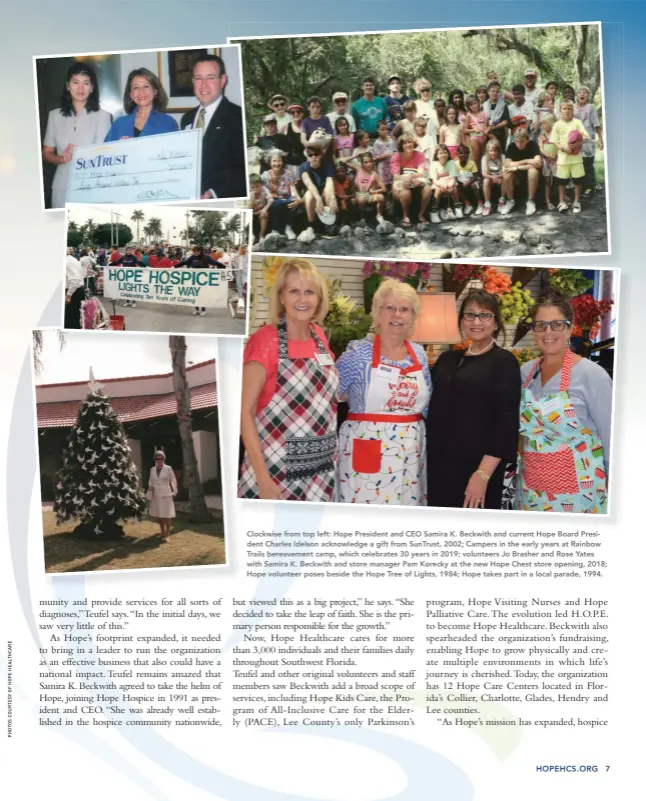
left=248, top=70, right=603, bottom=243
left=64, top=242, right=248, bottom=328
left=238, top=259, right=612, bottom=514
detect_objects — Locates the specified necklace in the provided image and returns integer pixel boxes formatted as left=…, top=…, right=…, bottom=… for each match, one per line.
left=466, top=338, right=495, bottom=356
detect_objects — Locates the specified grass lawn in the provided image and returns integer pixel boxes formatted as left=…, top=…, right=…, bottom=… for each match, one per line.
left=42, top=510, right=226, bottom=574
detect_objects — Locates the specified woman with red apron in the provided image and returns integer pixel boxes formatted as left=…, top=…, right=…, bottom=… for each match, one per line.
left=336, top=280, right=431, bottom=505
left=515, top=292, right=612, bottom=513
left=239, top=259, right=339, bottom=502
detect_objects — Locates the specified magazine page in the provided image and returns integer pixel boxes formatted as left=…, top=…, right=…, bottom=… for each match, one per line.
left=0, top=4, right=640, bottom=801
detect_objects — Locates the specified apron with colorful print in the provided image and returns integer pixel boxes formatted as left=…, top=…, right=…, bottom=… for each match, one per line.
left=515, top=350, right=607, bottom=513
left=337, top=336, right=429, bottom=505
left=238, top=317, right=339, bottom=502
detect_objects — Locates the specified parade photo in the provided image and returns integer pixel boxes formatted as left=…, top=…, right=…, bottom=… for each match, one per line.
left=235, top=23, right=608, bottom=259
left=64, top=204, right=250, bottom=335
left=34, top=330, right=226, bottom=573
left=239, top=255, right=617, bottom=513
left=34, top=44, right=247, bottom=210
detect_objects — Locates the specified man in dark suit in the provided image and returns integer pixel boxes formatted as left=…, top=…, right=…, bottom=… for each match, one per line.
left=180, top=54, right=247, bottom=199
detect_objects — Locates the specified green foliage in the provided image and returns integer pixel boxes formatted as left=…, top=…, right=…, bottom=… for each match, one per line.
left=93, top=223, right=133, bottom=247
left=323, top=281, right=372, bottom=358
left=67, top=229, right=83, bottom=248
left=239, top=25, right=601, bottom=143
left=547, top=269, right=594, bottom=297
left=500, top=282, right=535, bottom=325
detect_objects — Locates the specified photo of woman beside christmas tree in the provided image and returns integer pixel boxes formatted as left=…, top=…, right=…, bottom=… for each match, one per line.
left=33, top=330, right=226, bottom=573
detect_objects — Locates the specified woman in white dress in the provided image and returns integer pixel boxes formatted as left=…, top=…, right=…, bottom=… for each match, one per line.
left=42, top=62, right=112, bottom=210
left=147, top=451, right=177, bottom=541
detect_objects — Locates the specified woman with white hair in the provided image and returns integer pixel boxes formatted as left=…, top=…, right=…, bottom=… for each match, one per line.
left=147, top=451, right=177, bottom=541
left=238, top=258, right=338, bottom=502
left=336, top=279, right=432, bottom=505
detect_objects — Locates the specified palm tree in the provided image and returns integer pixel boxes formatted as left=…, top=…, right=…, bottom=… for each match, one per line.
left=168, top=335, right=213, bottom=523
left=147, top=217, right=163, bottom=243
left=85, top=218, right=96, bottom=242
left=131, top=209, right=145, bottom=245
left=143, top=221, right=153, bottom=245
left=68, top=220, right=78, bottom=233
left=33, top=330, right=66, bottom=375
left=225, top=213, right=241, bottom=248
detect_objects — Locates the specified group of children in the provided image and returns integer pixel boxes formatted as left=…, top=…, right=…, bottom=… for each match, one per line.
left=249, top=77, right=603, bottom=240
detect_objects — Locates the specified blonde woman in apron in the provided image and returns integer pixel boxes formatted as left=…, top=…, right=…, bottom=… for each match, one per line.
left=239, top=259, right=339, bottom=502
left=515, top=291, right=612, bottom=513
left=336, top=279, right=431, bottom=505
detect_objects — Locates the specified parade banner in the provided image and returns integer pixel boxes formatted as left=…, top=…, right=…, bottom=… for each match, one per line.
left=103, top=266, right=232, bottom=308
left=65, top=129, right=202, bottom=205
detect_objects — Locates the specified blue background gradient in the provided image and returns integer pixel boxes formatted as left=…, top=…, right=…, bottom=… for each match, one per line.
left=0, top=3, right=641, bottom=801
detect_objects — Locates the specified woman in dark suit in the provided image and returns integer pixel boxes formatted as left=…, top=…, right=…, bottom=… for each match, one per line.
left=426, top=290, right=521, bottom=509
left=105, top=68, right=178, bottom=141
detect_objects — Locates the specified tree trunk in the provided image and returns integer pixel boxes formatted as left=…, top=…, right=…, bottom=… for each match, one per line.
left=574, top=25, right=588, bottom=87
left=169, top=335, right=213, bottom=523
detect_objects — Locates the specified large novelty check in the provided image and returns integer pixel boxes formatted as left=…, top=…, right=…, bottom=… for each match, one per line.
left=66, top=128, right=202, bottom=204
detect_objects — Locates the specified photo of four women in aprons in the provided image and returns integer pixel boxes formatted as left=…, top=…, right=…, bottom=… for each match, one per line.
left=239, top=258, right=612, bottom=514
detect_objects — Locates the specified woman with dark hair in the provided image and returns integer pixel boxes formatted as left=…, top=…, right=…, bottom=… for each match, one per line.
left=176, top=245, right=227, bottom=316
left=42, top=61, right=112, bottom=209
left=515, top=291, right=612, bottom=514
left=449, top=89, right=467, bottom=123
left=282, top=103, right=306, bottom=166
left=104, top=68, right=178, bottom=141
left=426, top=290, right=521, bottom=509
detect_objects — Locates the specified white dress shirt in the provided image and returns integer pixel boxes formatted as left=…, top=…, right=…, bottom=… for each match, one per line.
left=66, top=255, right=84, bottom=297
left=191, top=95, right=223, bottom=132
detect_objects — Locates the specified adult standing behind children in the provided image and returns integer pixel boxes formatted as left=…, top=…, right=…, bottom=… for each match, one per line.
left=352, top=77, right=388, bottom=139
left=260, top=94, right=292, bottom=136
left=412, top=79, right=438, bottom=143
left=504, top=68, right=541, bottom=107
left=327, top=92, right=357, bottom=133
left=385, top=75, right=411, bottom=129
left=180, top=54, right=246, bottom=199
left=483, top=81, right=511, bottom=152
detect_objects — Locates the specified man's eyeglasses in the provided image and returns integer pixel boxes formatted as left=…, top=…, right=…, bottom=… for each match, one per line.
left=274, top=102, right=285, bottom=108
left=531, top=320, right=572, bottom=332
left=463, top=312, right=493, bottom=322
left=193, top=75, right=220, bottom=83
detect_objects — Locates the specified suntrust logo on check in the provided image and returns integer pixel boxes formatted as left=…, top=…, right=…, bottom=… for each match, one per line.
left=75, top=147, right=128, bottom=170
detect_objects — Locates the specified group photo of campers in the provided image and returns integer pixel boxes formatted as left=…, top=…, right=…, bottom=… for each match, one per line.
left=238, top=23, right=607, bottom=260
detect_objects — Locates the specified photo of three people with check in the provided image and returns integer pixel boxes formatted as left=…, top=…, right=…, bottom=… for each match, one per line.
left=37, top=46, right=246, bottom=209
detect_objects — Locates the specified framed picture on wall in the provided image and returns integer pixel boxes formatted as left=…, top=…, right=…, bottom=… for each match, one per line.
left=157, top=46, right=220, bottom=112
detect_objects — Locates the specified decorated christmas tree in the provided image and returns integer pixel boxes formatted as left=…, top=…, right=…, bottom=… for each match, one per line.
left=53, top=372, right=147, bottom=539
